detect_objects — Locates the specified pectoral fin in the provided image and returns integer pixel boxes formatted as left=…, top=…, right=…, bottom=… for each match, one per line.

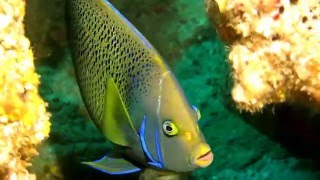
left=102, top=78, right=138, bottom=147
left=83, top=155, right=141, bottom=175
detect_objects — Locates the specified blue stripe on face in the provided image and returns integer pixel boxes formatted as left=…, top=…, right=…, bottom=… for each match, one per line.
left=139, top=116, right=163, bottom=169
left=139, top=116, right=154, bottom=161
left=155, top=130, right=163, bottom=165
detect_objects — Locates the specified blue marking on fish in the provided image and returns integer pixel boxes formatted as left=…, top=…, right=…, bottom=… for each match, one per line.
left=104, top=0, right=153, bottom=49
left=91, top=155, right=141, bottom=175
left=139, top=116, right=163, bottom=169
left=192, top=105, right=198, bottom=112
left=155, top=130, right=164, bottom=166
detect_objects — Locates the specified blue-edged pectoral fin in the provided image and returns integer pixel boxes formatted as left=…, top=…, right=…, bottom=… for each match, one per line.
left=102, top=78, right=138, bottom=147
left=82, top=155, right=141, bottom=175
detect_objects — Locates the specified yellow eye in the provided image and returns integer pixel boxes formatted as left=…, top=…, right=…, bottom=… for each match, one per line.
left=192, top=105, right=201, bottom=120
left=163, top=120, right=179, bottom=136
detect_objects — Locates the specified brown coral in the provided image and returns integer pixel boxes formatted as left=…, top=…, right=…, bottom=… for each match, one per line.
left=0, top=0, right=51, bottom=179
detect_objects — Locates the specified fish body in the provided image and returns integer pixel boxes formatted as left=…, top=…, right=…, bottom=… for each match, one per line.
left=67, top=0, right=213, bottom=174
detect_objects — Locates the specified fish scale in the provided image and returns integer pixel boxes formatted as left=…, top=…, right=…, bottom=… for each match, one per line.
left=68, top=0, right=161, bottom=126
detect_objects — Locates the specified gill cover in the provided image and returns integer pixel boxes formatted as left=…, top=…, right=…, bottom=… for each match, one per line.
left=139, top=116, right=164, bottom=169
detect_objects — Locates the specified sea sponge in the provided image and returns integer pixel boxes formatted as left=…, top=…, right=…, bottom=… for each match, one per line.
left=0, top=0, right=51, bottom=179
left=206, top=0, right=320, bottom=111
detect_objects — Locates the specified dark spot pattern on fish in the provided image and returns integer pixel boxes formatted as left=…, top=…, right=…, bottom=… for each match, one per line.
left=68, top=0, right=161, bottom=126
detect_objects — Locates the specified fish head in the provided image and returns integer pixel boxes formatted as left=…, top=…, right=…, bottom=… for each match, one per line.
left=140, top=71, right=214, bottom=172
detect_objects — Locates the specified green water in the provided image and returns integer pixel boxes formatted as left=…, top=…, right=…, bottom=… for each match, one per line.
left=25, top=0, right=320, bottom=179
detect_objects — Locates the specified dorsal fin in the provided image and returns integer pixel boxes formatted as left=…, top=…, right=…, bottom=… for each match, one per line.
left=101, top=78, right=138, bottom=147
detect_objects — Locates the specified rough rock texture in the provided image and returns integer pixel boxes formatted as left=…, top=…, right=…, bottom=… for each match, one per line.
left=25, top=0, right=320, bottom=179
left=206, top=0, right=320, bottom=112
left=0, top=0, right=51, bottom=179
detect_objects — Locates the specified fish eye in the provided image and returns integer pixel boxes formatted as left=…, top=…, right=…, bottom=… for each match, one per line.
left=192, top=105, right=201, bottom=121
left=162, top=120, right=179, bottom=136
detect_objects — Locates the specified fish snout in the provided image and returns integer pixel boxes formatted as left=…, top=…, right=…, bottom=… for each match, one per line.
left=189, top=143, right=214, bottom=168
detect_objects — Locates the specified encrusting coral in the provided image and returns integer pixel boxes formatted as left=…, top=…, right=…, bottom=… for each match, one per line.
left=206, top=0, right=320, bottom=111
left=0, top=0, right=51, bottom=179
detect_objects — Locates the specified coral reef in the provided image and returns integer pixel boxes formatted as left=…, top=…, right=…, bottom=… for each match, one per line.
left=0, top=0, right=51, bottom=179
left=206, top=0, right=320, bottom=111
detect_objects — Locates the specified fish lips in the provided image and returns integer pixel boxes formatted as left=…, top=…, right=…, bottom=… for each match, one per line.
left=189, top=143, right=214, bottom=168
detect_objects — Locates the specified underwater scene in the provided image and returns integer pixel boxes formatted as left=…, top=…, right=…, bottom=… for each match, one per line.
left=1, top=0, right=320, bottom=179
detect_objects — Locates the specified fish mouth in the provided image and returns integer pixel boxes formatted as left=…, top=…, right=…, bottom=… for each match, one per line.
left=197, top=151, right=213, bottom=161
left=190, top=143, right=214, bottom=168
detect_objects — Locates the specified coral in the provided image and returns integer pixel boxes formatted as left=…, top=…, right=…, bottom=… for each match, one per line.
left=0, top=0, right=51, bottom=179
left=206, top=0, right=320, bottom=111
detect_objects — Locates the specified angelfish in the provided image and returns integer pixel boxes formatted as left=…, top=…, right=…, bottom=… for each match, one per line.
left=67, top=0, right=214, bottom=174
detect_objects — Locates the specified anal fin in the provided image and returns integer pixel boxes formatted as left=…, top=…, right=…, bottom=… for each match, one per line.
left=83, top=155, right=141, bottom=175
